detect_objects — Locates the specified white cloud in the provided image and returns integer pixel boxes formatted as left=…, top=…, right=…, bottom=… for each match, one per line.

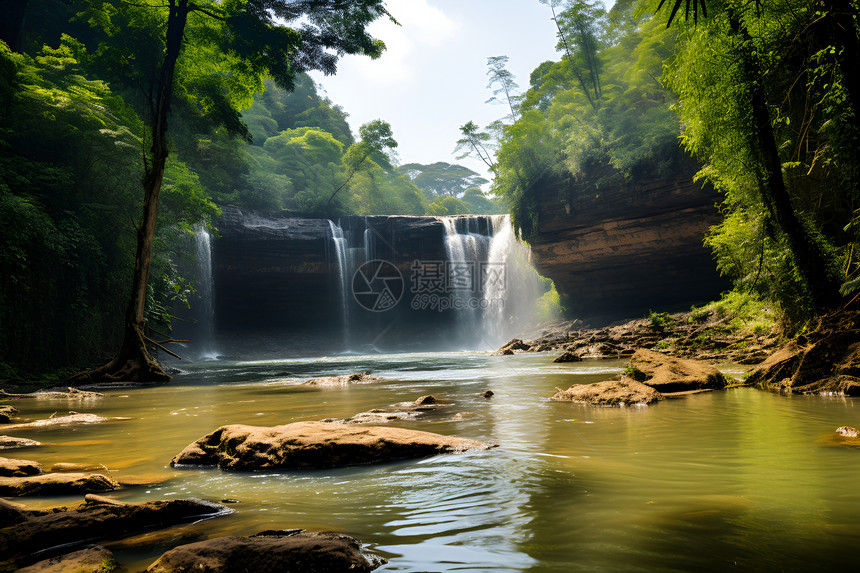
left=353, top=0, right=461, bottom=83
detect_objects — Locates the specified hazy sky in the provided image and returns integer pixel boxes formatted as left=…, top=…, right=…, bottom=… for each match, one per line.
left=309, top=0, right=567, bottom=184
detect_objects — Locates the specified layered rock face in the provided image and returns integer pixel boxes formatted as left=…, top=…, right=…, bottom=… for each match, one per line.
left=213, top=207, right=454, bottom=351
left=529, top=174, right=728, bottom=322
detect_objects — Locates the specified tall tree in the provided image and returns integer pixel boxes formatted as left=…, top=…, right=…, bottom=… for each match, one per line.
left=486, top=55, right=521, bottom=122
left=70, top=0, right=391, bottom=383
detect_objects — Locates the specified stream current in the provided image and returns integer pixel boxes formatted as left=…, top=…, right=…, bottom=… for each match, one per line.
left=10, top=351, right=860, bottom=571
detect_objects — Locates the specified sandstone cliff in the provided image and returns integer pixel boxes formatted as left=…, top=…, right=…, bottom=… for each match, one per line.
left=529, top=173, right=727, bottom=322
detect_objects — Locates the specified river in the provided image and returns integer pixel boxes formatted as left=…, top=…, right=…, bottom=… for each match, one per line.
left=9, top=351, right=860, bottom=571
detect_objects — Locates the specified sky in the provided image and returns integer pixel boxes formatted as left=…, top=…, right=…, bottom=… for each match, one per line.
left=308, top=0, right=568, bottom=186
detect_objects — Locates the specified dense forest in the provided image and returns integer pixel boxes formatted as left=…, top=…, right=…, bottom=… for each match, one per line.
left=0, top=0, right=500, bottom=378
left=1, top=0, right=858, bottom=378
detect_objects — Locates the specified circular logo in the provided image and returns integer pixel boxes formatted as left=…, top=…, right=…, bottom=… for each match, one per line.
left=352, top=260, right=404, bottom=312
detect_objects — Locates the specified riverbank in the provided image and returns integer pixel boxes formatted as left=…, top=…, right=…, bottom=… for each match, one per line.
left=498, top=306, right=782, bottom=366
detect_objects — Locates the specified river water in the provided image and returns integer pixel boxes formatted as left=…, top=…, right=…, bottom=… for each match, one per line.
left=9, top=351, right=860, bottom=571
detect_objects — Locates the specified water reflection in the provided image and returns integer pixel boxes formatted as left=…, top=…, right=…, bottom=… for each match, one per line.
left=5, top=352, right=860, bottom=571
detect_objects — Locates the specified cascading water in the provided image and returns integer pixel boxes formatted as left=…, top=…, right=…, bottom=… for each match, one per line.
left=482, top=214, right=546, bottom=348
left=328, top=220, right=350, bottom=348
left=193, top=222, right=218, bottom=360
left=441, top=217, right=491, bottom=348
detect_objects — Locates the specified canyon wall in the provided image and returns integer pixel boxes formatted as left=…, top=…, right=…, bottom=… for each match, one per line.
left=528, top=173, right=728, bottom=322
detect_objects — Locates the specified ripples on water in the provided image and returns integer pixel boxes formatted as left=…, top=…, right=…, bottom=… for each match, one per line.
left=8, top=351, right=860, bottom=571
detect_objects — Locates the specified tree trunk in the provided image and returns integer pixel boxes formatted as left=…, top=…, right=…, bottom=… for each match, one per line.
left=731, top=14, right=844, bottom=310
left=67, top=1, right=189, bottom=385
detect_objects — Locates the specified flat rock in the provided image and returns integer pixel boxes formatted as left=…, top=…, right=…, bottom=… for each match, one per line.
left=0, top=456, right=42, bottom=477
left=171, top=421, right=494, bottom=470
left=0, top=495, right=229, bottom=571
left=332, top=395, right=446, bottom=424
left=0, top=388, right=103, bottom=400
left=146, top=530, right=386, bottom=573
left=16, top=545, right=117, bottom=573
left=551, top=378, right=663, bottom=406
left=628, top=348, right=728, bottom=392
left=303, top=372, right=382, bottom=387
left=0, top=472, right=118, bottom=496
left=0, top=406, right=16, bottom=424
left=3, top=413, right=121, bottom=431
left=553, top=351, right=582, bottom=363
left=0, top=436, right=40, bottom=450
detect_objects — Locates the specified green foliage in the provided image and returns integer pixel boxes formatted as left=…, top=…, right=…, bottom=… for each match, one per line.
left=535, top=281, right=564, bottom=324
left=622, top=365, right=647, bottom=381
left=648, top=310, right=675, bottom=332
left=0, top=40, right=143, bottom=374
left=493, top=2, right=689, bottom=240
left=664, top=0, right=856, bottom=321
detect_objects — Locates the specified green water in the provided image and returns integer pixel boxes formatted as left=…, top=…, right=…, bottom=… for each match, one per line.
left=6, top=351, right=860, bottom=571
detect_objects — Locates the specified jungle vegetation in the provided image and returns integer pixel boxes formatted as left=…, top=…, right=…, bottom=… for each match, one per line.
left=474, top=0, right=858, bottom=328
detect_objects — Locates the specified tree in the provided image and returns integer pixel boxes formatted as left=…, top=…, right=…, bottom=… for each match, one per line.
left=454, top=121, right=498, bottom=175
left=662, top=0, right=848, bottom=311
left=69, top=0, right=391, bottom=383
left=326, top=119, right=397, bottom=210
left=486, top=55, right=521, bottom=122
left=397, top=162, right=488, bottom=199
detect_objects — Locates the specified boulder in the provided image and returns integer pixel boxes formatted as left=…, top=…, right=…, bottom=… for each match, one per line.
left=0, top=456, right=42, bottom=477
left=551, top=378, right=663, bottom=406
left=16, top=545, right=117, bottom=573
left=171, top=421, right=494, bottom=470
left=0, top=436, right=40, bottom=450
left=0, top=495, right=229, bottom=571
left=0, top=406, right=16, bottom=424
left=303, top=372, right=382, bottom=387
left=553, top=351, right=582, bottom=363
left=0, top=472, right=118, bottom=496
left=147, top=530, right=386, bottom=573
left=628, top=348, right=728, bottom=393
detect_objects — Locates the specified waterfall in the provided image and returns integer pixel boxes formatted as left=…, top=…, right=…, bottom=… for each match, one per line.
left=482, top=214, right=548, bottom=347
left=441, top=216, right=494, bottom=349
left=194, top=222, right=218, bottom=360
left=328, top=220, right=350, bottom=348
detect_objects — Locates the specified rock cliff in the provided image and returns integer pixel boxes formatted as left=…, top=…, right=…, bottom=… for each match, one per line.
left=529, top=173, right=727, bottom=322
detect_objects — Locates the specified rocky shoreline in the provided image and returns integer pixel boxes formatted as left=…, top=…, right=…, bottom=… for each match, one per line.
left=495, top=308, right=782, bottom=365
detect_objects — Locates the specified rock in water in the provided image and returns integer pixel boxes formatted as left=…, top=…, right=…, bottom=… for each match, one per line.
left=492, top=338, right=531, bottom=356
left=16, top=545, right=117, bottom=573
left=0, top=496, right=229, bottom=571
left=551, top=378, right=663, bottom=406
left=0, top=436, right=41, bottom=450
left=836, top=426, right=860, bottom=438
left=553, top=351, right=582, bottom=363
left=0, top=456, right=42, bottom=477
left=0, top=473, right=118, bottom=496
left=171, top=421, right=494, bottom=470
left=0, top=405, right=17, bottom=424
left=302, top=372, right=382, bottom=387
left=3, top=413, right=120, bottom=431
left=146, top=530, right=386, bottom=573
left=628, top=348, right=728, bottom=392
